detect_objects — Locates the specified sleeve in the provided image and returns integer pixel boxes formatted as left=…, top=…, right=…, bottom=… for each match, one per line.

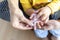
left=47, top=0, right=60, bottom=14
left=20, top=0, right=32, bottom=11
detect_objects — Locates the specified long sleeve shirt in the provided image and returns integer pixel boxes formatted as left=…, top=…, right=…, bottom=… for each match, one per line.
left=20, top=0, right=60, bottom=14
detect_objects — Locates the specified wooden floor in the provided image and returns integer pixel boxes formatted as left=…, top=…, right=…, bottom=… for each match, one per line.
left=0, top=19, right=41, bottom=40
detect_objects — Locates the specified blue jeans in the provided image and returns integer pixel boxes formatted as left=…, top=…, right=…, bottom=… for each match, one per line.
left=34, top=10, right=60, bottom=38
left=34, top=29, right=60, bottom=38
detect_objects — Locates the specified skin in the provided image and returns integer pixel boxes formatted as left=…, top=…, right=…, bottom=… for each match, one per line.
left=36, top=6, right=51, bottom=23
left=30, top=6, right=60, bottom=30
left=7, top=0, right=33, bottom=30
left=35, top=6, right=60, bottom=30
left=8, top=0, right=60, bottom=30
left=43, top=20, right=60, bottom=30
left=29, top=6, right=51, bottom=30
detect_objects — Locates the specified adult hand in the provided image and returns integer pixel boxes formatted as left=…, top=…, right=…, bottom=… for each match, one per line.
left=10, top=9, right=33, bottom=30
left=8, top=0, right=33, bottom=30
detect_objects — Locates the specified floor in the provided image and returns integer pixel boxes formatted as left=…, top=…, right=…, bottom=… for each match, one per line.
left=0, top=0, right=41, bottom=40
left=0, top=19, right=41, bottom=40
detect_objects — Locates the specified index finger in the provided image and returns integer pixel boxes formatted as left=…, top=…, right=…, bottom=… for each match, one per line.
left=37, top=12, right=44, bottom=19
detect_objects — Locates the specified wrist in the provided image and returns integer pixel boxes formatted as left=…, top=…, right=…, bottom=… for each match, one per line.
left=25, top=9, right=36, bottom=16
left=46, top=6, right=52, bottom=15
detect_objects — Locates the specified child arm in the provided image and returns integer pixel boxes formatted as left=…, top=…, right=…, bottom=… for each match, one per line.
left=20, top=0, right=37, bottom=16
left=47, top=0, right=60, bottom=14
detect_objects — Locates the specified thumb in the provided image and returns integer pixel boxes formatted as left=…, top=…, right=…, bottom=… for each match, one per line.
left=30, top=13, right=36, bottom=20
left=21, top=18, right=33, bottom=26
left=30, top=10, right=39, bottom=20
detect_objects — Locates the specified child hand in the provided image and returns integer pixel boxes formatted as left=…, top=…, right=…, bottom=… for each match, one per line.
left=29, top=6, right=51, bottom=30
left=42, top=20, right=60, bottom=30
left=37, top=6, right=51, bottom=23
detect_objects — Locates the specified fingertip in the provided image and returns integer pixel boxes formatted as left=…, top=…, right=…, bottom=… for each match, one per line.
left=30, top=15, right=33, bottom=20
left=30, top=15, right=32, bottom=18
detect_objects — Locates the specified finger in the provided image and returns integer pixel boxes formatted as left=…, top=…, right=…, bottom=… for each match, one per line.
left=37, top=22, right=41, bottom=28
left=40, top=14, right=48, bottom=21
left=34, top=25, right=37, bottom=30
left=21, top=18, right=33, bottom=26
left=21, top=23, right=33, bottom=30
left=26, top=25, right=29, bottom=27
left=30, top=10, right=39, bottom=19
left=30, top=13, right=36, bottom=19
left=42, top=23, right=53, bottom=30
left=25, top=26, right=33, bottom=30
left=26, top=20, right=33, bottom=26
left=19, top=26, right=33, bottom=30
left=36, top=21, right=43, bottom=28
left=36, top=10, right=40, bottom=13
left=35, top=9, right=41, bottom=14
left=45, top=17, right=49, bottom=23
left=37, top=8, right=41, bottom=13
left=26, top=25, right=33, bottom=28
left=15, top=23, right=33, bottom=30
left=37, top=12, right=44, bottom=19
left=43, top=17, right=49, bottom=23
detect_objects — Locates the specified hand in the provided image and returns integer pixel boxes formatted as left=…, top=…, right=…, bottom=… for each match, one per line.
left=37, top=6, right=51, bottom=23
left=42, top=20, right=60, bottom=30
left=29, top=6, right=51, bottom=29
left=8, top=0, right=33, bottom=30
left=26, top=9, right=39, bottom=16
left=30, top=9, right=49, bottom=29
left=10, top=9, right=33, bottom=30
